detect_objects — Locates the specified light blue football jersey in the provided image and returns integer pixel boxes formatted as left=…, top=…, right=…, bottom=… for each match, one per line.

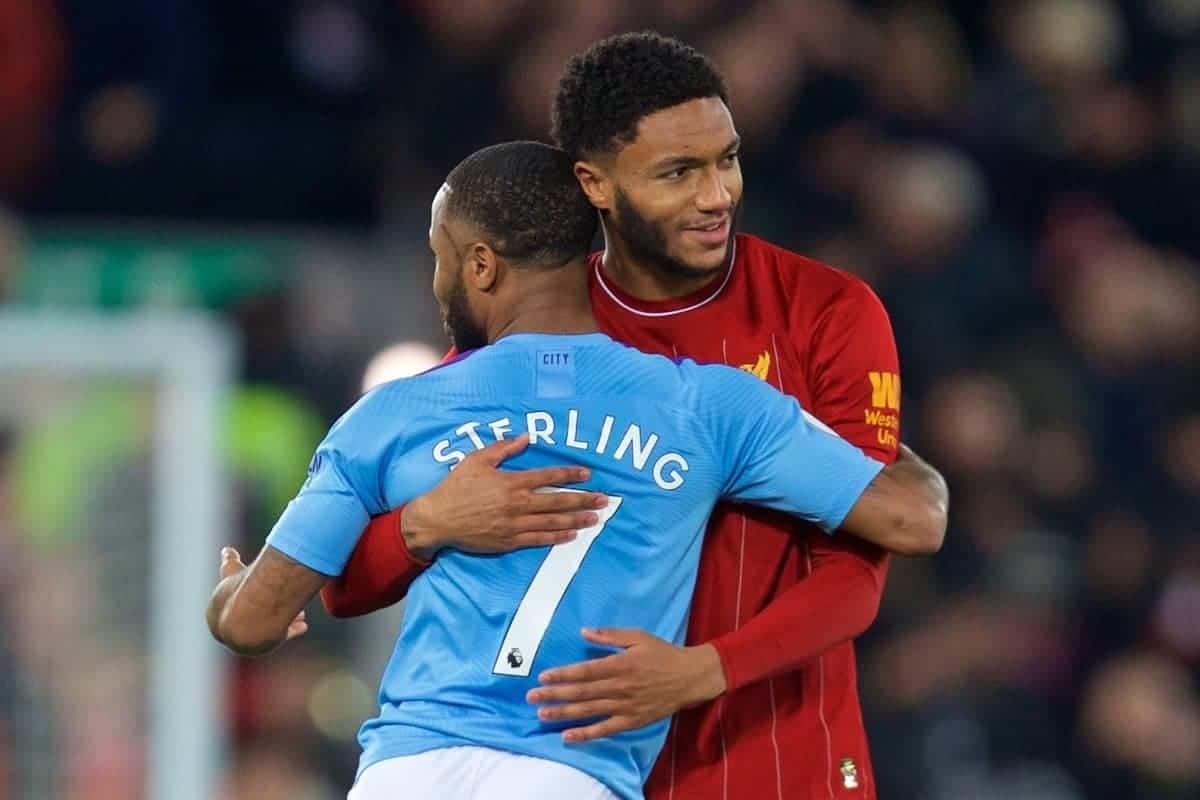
left=266, top=332, right=883, bottom=800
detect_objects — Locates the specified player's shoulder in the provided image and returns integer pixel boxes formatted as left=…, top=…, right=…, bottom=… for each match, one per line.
left=337, top=350, right=483, bottom=424
left=675, top=354, right=784, bottom=407
left=592, top=334, right=694, bottom=384
left=364, top=351, right=471, bottom=397
left=735, top=233, right=883, bottom=311
left=575, top=336, right=733, bottom=410
left=329, top=377, right=415, bottom=435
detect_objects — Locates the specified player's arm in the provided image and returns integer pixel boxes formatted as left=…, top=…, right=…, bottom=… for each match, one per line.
left=320, top=348, right=462, bottom=618
left=319, top=507, right=429, bottom=617
left=840, top=443, right=946, bottom=549
left=834, top=443, right=947, bottom=555
left=717, top=382, right=943, bottom=555
left=208, top=390, right=390, bottom=651
left=531, top=281, right=946, bottom=739
left=712, top=278, right=943, bottom=691
left=320, top=439, right=607, bottom=618
left=207, top=545, right=325, bottom=656
left=530, top=392, right=936, bottom=739
left=806, top=280, right=946, bottom=554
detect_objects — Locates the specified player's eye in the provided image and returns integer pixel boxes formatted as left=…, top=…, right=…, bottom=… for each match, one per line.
left=720, top=152, right=739, bottom=167
left=661, top=166, right=689, bottom=180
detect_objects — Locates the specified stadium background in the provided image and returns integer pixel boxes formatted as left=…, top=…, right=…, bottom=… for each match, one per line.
left=1, top=1, right=1198, bottom=798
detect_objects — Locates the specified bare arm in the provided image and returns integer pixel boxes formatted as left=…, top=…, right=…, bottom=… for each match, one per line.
left=840, top=444, right=948, bottom=556
left=207, top=545, right=326, bottom=657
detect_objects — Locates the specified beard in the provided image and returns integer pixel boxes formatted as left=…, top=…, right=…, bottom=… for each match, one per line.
left=611, top=187, right=737, bottom=281
left=442, top=279, right=489, bottom=352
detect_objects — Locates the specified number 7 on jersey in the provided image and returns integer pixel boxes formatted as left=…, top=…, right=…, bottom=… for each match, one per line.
left=492, top=489, right=623, bottom=677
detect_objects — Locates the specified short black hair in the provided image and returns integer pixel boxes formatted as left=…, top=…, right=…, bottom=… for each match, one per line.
left=551, top=31, right=729, bottom=160
left=444, top=141, right=597, bottom=269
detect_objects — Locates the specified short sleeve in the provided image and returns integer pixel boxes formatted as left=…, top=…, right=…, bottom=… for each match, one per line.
left=703, top=366, right=884, bottom=532
left=265, top=388, right=397, bottom=576
left=803, top=277, right=901, bottom=464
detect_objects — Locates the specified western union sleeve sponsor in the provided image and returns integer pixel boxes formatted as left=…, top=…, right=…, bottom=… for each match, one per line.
left=868, top=371, right=901, bottom=410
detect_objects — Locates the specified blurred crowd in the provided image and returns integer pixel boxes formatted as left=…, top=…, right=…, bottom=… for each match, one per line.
left=1, top=0, right=1199, bottom=798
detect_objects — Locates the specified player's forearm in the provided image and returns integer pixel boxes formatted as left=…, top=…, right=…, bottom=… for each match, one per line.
left=871, top=444, right=948, bottom=555
left=206, top=573, right=240, bottom=643
left=708, top=544, right=887, bottom=692
left=211, top=545, right=327, bottom=655
left=320, top=506, right=428, bottom=617
left=398, top=497, right=445, bottom=560
left=207, top=573, right=285, bottom=657
left=837, top=444, right=946, bottom=557
left=321, top=462, right=601, bottom=617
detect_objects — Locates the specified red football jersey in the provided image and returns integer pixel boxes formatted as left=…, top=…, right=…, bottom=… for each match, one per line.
left=589, top=234, right=899, bottom=800
left=323, top=233, right=901, bottom=799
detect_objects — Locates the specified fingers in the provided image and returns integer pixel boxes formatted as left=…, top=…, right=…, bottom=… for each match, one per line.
left=563, top=716, right=638, bottom=744
left=499, top=485, right=607, bottom=542
left=508, top=530, right=579, bottom=549
left=219, top=546, right=244, bottom=578
left=538, top=654, right=624, bottom=685
left=581, top=627, right=648, bottom=648
left=286, top=610, right=309, bottom=641
left=513, top=465, right=594, bottom=491
left=456, top=528, right=580, bottom=554
left=508, top=511, right=598, bottom=535
left=522, top=486, right=607, bottom=512
left=527, top=678, right=626, bottom=705
left=537, top=699, right=622, bottom=723
left=473, top=433, right=530, bottom=467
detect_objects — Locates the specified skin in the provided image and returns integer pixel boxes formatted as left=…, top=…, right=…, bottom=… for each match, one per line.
left=526, top=97, right=948, bottom=741
left=574, top=97, right=744, bottom=299
left=211, top=110, right=948, bottom=752
left=214, top=199, right=946, bottom=715
left=429, top=183, right=599, bottom=349
left=208, top=185, right=609, bottom=657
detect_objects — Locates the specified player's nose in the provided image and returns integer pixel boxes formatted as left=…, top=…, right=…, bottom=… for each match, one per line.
left=694, top=167, right=732, bottom=213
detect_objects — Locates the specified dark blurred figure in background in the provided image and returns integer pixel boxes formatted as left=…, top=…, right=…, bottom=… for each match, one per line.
left=1, top=1, right=1198, bottom=798
left=0, top=0, right=64, bottom=200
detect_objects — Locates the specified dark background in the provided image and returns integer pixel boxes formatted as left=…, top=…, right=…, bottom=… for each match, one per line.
left=0, top=1, right=1198, bottom=798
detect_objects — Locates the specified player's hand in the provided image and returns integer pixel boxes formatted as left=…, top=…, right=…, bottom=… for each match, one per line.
left=401, top=433, right=608, bottom=560
left=215, top=547, right=309, bottom=642
left=527, top=628, right=728, bottom=743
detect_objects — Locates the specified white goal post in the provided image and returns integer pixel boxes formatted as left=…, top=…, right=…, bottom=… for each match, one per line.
left=0, top=311, right=235, bottom=800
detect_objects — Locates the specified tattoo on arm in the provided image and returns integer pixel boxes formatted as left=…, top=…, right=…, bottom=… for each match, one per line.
left=238, top=547, right=329, bottom=622
left=219, top=547, right=329, bottom=655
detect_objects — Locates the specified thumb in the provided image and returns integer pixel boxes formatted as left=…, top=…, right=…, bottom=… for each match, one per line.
left=219, top=547, right=244, bottom=577
left=475, top=432, right=530, bottom=467
left=582, top=627, right=647, bottom=648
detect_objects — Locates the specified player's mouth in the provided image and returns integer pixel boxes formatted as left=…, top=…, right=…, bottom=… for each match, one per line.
left=683, top=217, right=730, bottom=246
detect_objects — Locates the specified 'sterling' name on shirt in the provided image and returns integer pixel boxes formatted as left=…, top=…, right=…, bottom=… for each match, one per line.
left=431, top=409, right=690, bottom=490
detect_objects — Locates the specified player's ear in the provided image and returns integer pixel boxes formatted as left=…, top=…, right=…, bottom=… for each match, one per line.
left=574, top=160, right=612, bottom=212
left=467, top=242, right=499, bottom=292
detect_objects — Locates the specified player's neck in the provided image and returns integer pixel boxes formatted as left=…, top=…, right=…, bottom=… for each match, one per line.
left=489, top=264, right=598, bottom=343
left=491, top=303, right=598, bottom=342
left=599, top=229, right=729, bottom=301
